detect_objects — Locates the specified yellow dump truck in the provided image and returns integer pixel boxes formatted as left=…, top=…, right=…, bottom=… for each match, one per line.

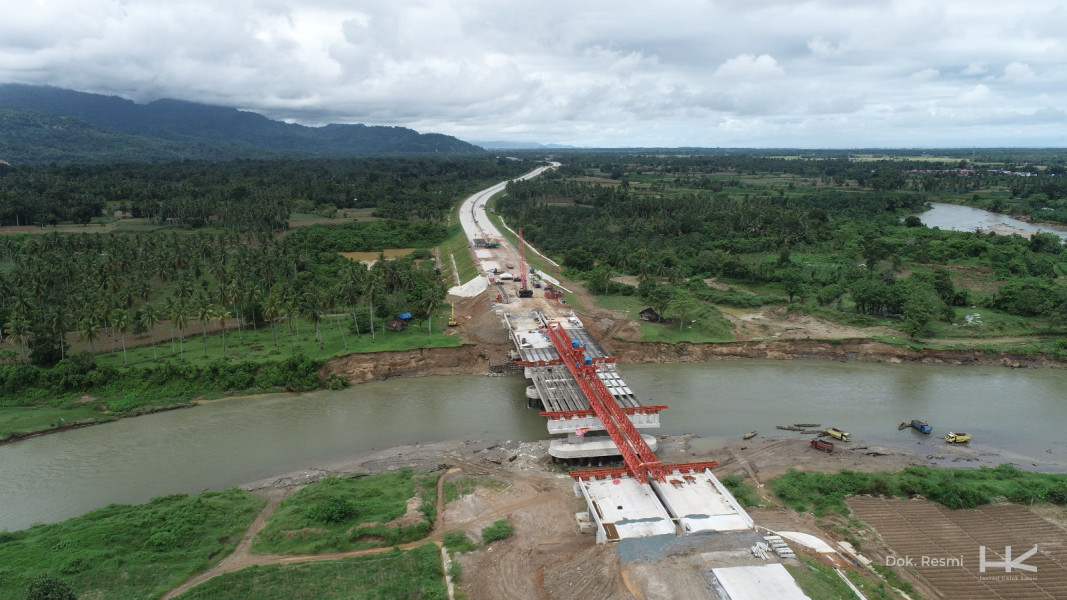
left=825, top=427, right=850, bottom=442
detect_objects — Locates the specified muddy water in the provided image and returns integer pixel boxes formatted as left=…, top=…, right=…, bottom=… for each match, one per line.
left=3, top=361, right=1067, bottom=530
left=919, top=202, right=1067, bottom=240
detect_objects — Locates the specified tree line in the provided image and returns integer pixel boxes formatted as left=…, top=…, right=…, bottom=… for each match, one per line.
left=0, top=156, right=532, bottom=229
left=0, top=220, right=450, bottom=371
left=499, top=155, right=1067, bottom=338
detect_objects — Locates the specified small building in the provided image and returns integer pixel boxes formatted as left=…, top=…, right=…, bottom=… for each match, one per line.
left=387, top=319, right=407, bottom=332
left=638, top=307, right=660, bottom=322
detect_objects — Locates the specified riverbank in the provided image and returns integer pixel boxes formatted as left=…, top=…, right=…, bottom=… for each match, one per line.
left=232, top=433, right=1067, bottom=599
left=322, top=336, right=1063, bottom=387
left=240, top=430, right=1064, bottom=500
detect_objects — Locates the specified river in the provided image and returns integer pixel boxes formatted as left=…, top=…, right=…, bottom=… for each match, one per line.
left=919, top=202, right=1067, bottom=240
left=3, top=360, right=1066, bottom=531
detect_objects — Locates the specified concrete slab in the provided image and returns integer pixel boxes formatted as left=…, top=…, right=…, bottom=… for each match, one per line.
left=448, top=276, right=488, bottom=298
left=711, top=564, right=810, bottom=600
left=777, top=531, right=835, bottom=554
left=652, top=471, right=754, bottom=534
left=575, top=476, right=676, bottom=543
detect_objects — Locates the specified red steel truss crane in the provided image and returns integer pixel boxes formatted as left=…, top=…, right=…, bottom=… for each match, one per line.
left=540, top=320, right=664, bottom=483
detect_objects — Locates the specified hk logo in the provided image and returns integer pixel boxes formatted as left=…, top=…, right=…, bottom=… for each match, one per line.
left=979, top=545, right=1038, bottom=573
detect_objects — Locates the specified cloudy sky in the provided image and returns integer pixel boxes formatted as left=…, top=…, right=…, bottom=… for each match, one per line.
left=2, top=0, right=1066, bottom=147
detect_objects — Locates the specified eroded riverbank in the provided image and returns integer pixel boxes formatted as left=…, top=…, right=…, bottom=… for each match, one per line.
left=324, top=337, right=1064, bottom=385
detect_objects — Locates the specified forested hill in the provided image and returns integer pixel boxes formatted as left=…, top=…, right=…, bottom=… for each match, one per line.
left=0, top=84, right=482, bottom=163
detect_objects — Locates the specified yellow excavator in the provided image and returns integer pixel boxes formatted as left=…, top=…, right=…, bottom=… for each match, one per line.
left=448, top=302, right=458, bottom=327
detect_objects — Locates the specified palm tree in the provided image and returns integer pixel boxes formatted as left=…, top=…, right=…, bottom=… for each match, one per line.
left=214, top=305, right=233, bottom=358
left=44, top=307, right=68, bottom=361
left=225, top=279, right=244, bottom=345
left=301, top=288, right=324, bottom=349
left=113, top=309, right=131, bottom=365
left=338, top=262, right=366, bottom=338
left=262, top=292, right=281, bottom=352
left=139, top=302, right=161, bottom=360
left=4, top=317, right=30, bottom=363
left=194, top=295, right=214, bottom=358
left=365, top=268, right=383, bottom=343
left=78, top=314, right=100, bottom=353
left=244, top=282, right=263, bottom=331
left=281, top=299, right=298, bottom=355
left=172, top=301, right=190, bottom=359
left=421, top=282, right=445, bottom=343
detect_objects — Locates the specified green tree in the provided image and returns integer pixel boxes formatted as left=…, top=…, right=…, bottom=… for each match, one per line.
left=113, top=308, right=131, bottom=365
left=777, top=266, right=806, bottom=304
left=262, top=292, right=281, bottom=352
left=215, top=305, right=233, bottom=358
left=138, top=302, right=161, bottom=360
left=77, top=314, right=100, bottom=353
left=901, top=286, right=943, bottom=339
left=301, top=288, right=324, bottom=349
left=667, top=289, right=701, bottom=333
left=421, top=281, right=446, bottom=342
left=4, top=316, right=31, bottom=363
left=194, top=295, right=214, bottom=358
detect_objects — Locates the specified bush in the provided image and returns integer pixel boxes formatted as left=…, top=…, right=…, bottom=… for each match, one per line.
left=25, top=573, right=76, bottom=600
left=307, top=498, right=359, bottom=524
left=481, top=519, right=514, bottom=544
left=442, top=530, right=476, bottom=553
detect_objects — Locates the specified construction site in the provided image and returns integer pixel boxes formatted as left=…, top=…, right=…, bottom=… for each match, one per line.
left=405, top=166, right=1067, bottom=600
left=450, top=170, right=813, bottom=598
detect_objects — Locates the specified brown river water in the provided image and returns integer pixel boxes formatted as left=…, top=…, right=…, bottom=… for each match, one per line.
left=2, top=360, right=1066, bottom=531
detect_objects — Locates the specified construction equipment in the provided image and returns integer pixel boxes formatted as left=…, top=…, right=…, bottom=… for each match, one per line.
left=899, top=419, right=932, bottom=434
left=825, top=427, right=851, bottom=442
left=517, top=227, right=534, bottom=298
left=447, top=303, right=458, bottom=327
left=810, top=438, right=835, bottom=453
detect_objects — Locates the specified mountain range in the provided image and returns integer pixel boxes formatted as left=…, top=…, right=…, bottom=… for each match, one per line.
left=0, top=84, right=482, bottom=164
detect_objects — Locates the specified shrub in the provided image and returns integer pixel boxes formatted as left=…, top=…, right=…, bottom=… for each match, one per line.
left=481, top=519, right=514, bottom=544
left=442, top=530, right=476, bottom=552
left=24, top=573, right=76, bottom=600
left=307, top=498, right=359, bottom=524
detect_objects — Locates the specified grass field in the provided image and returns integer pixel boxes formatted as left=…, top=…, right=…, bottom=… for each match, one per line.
left=92, top=309, right=462, bottom=370
left=594, top=294, right=735, bottom=343
left=785, top=555, right=904, bottom=600
left=769, top=464, right=1067, bottom=516
left=0, top=489, right=264, bottom=600
left=179, top=545, right=447, bottom=600
left=440, top=208, right=479, bottom=284
left=0, top=404, right=105, bottom=438
left=252, top=469, right=439, bottom=555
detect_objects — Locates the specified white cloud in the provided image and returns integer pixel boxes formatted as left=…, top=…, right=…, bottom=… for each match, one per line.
left=807, top=36, right=842, bottom=58
left=715, top=54, right=785, bottom=80
left=1002, top=61, right=1037, bottom=83
left=957, top=84, right=992, bottom=105
left=0, top=0, right=1065, bottom=147
left=910, top=68, right=940, bottom=81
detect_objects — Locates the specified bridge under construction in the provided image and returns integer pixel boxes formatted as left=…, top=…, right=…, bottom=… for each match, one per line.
left=452, top=166, right=810, bottom=597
